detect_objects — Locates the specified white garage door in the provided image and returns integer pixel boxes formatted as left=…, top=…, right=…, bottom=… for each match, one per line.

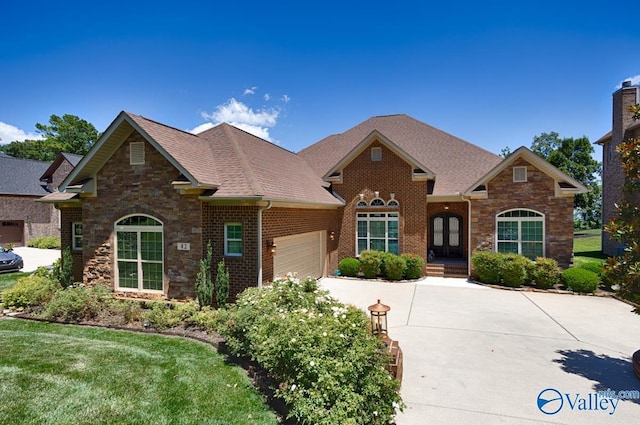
left=273, top=231, right=325, bottom=280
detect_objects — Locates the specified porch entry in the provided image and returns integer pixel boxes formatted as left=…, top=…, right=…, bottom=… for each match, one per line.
left=430, top=212, right=463, bottom=259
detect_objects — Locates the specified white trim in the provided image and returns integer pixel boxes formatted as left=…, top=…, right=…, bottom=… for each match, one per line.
left=355, top=212, right=399, bottom=256
left=224, top=222, right=243, bottom=257
left=72, top=222, right=83, bottom=251
left=371, top=147, right=382, bottom=161
left=513, top=166, right=527, bottom=182
left=495, top=209, right=545, bottom=259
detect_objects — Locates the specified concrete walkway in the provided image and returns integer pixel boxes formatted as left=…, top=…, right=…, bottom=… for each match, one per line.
left=320, top=277, right=640, bottom=424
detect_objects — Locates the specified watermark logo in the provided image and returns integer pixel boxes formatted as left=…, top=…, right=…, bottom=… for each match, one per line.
left=537, top=388, right=563, bottom=415
left=537, top=388, right=639, bottom=416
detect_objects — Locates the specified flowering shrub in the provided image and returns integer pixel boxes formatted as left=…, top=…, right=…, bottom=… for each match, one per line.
left=216, top=274, right=403, bottom=424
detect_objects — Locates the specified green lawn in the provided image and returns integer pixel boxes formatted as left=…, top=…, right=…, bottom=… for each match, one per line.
left=573, top=230, right=607, bottom=268
left=0, top=318, right=278, bottom=425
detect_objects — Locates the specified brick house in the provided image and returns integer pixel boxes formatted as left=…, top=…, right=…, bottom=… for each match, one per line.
left=42, top=111, right=586, bottom=301
left=595, top=80, right=640, bottom=256
left=0, top=155, right=58, bottom=246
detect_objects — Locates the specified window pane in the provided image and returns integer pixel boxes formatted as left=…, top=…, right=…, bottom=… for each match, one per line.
left=521, top=242, right=543, bottom=260
left=141, top=232, right=163, bottom=261
left=357, top=221, right=367, bottom=237
left=521, top=221, right=543, bottom=241
left=388, top=240, right=399, bottom=255
left=370, top=239, right=386, bottom=251
left=226, top=224, right=242, bottom=240
left=118, top=261, right=138, bottom=288
left=388, top=221, right=398, bottom=239
left=142, top=262, right=163, bottom=290
left=498, top=242, right=518, bottom=254
left=357, top=239, right=367, bottom=255
left=117, top=232, right=138, bottom=259
left=227, top=240, right=243, bottom=255
left=369, top=221, right=385, bottom=238
left=497, top=221, right=518, bottom=241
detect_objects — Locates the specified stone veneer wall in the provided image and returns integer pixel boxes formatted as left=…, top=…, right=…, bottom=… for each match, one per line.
left=471, top=157, right=574, bottom=268
left=333, top=141, right=428, bottom=263
left=262, top=207, right=339, bottom=281
left=201, top=205, right=259, bottom=303
left=60, top=206, right=83, bottom=282
left=81, top=133, right=203, bottom=300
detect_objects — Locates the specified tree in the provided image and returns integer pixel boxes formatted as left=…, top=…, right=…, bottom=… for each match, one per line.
left=0, top=114, right=99, bottom=161
left=604, top=105, right=640, bottom=304
left=215, top=259, right=230, bottom=309
left=531, top=132, right=602, bottom=228
left=195, top=241, right=213, bottom=309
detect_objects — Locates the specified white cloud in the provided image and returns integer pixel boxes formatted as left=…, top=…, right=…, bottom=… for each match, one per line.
left=264, top=93, right=271, bottom=101
left=281, top=94, right=290, bottom=103
left=243, top=86, right=257, bottom=95
left=0, top=122, right=42, bottom=145
left=616, top=75, right=640, bottom=89
left=192, top=98, right=280, bottom=142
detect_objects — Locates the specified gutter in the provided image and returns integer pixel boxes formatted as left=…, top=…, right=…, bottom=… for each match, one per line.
left=257, top=201, right=273, bottom=289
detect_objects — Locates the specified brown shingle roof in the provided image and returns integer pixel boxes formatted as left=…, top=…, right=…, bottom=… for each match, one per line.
left=298, top=114, right=503, bottom=196
left=197, top=123, right=342, bottom=205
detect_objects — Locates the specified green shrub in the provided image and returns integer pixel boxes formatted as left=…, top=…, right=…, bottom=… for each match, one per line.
left=359, top=250, right=383, bottom=278
left=217, top=274, right=404, bottom=424
left=401, top=253, right=425, bottom=279
left=578, top=262, right=604, bottom=280
left=141, top=301, right=183, bottom=330
left=187, top=306, right=218, bottom=332
left=384, top=254, right=406, bottom=280
left=338, top=257, right=360, bottom=277
left=562, top=268, right=599, bottom=293
left=501, top=254, right=530, bottom=287
left=52, top=246, right=74, bottom=289
left=471, top=251, right=503, bottom=284
left=42, top=285, right=107, bottom=321
left=2, top=275, right=60, bottom=309
left=108, top=299, right=143, bottom=324
left=215, top=259, right=230, bottom=309
left=27, top=236, right=61, bottom=249
left=531, top=257, right=560, bottom=289
left=195, top=241, right=213, bottom=308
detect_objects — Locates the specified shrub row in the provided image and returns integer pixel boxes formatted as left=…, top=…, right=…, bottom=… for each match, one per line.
left=215, top=274, right=403, bottom=425
left=27, top=236, right=61, bottom=249
left=471, top=251, right=600, bottom=293
left=338, top=251, right=425, bottom=281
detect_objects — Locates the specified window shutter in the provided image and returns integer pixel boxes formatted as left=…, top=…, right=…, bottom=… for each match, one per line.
left=130, top=142, right=145, bottom=165
left=513, top=166, right=527, bottom=182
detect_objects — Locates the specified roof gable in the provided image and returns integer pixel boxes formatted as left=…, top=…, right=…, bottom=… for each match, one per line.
left=464, top=146, right=589, bottom=198
left=298, top=114, right=502, bottom=196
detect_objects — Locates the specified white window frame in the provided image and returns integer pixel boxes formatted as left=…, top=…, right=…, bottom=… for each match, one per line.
left=356, top=212, right=399, bottom=256
left=114, top=214, right=164, bottom=293
left=72, top=222, right=83, bottom=251
left=496, top=209, right=545, bottom=259
left=224, top=223, right=243, bottom=257
left=513, top=166, right=527, bottom=182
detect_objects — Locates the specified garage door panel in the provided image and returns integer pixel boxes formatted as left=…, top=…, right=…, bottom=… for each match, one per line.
left=273, top=231, right=325, bottom=279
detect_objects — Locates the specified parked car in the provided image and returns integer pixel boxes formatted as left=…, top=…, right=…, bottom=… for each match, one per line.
left=0, top=245, right=23, bottom=273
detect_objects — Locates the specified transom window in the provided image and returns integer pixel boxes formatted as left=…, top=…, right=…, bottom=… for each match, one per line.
left=225, top=223, right=243, bottom=256
left=356, top=212, right=399, bottom=255
left=496, top=209, right=544, bottom=259
left=369, top=198, right=385, bottom=207
left=115, top=215, right=163, bottom=292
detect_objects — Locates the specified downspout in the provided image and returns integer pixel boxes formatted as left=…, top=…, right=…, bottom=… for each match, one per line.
left=462, top=194, right=472, bottom=277
left=257, top=201, right=273, bottom=289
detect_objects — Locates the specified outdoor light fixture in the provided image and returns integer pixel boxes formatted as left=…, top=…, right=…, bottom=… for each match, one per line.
left=368, top=299, right=390, bottom=338
left=329, top=231, right=335, bottom=241
left=268, top=240, right=277, bottom=255
left=444, top=203, right=450, bottom=211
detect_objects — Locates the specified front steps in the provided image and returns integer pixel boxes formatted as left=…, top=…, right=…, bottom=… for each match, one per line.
left=426, top=262, right=468, bottom=278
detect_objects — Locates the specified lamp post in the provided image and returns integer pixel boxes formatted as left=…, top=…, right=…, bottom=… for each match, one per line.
left=368, top=299, right=390, bottom=338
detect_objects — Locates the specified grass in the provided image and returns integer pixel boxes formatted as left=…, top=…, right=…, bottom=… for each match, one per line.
left=0, top=318, right=279, bottom=425
left=0, top=272, right=30, bottom=293
left=573, top=230, right=607, bottom=268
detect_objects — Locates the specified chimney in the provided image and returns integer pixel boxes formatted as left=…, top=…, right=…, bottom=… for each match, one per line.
left=622, top=80, right=632, bottom=88
left=612, top=81, right=639, bottom=146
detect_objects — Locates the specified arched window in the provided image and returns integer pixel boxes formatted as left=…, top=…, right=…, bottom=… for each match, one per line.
left=387, top=199, right=399, bottom=207
left=370, top=198, right=385, bottom=207
left=356, top=200, right=368, bottom=208
left=115, top=214, right=164, bottom=292
left=496, top=209, right=544, bottom=259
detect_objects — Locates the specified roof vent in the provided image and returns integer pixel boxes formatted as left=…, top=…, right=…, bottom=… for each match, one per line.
left=622, top=80, right=632, bottom=88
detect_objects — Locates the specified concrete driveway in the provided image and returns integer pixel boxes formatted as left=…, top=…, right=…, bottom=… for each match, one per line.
left=12, top=247, right=60, bottom=273
left=320, top=277, right=640, bottom=425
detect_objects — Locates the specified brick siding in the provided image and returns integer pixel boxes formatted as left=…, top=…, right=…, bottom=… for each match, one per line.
left=471, top=158, right=574, bottom=268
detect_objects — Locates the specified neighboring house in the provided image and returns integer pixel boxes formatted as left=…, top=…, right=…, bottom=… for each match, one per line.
left=40, top=152, right=83, bottom=193
left=42, top=111, right=586, bottom=301
left=595, top=80, right=640, bottom=256
left=0, top=155, right=57, bottom=245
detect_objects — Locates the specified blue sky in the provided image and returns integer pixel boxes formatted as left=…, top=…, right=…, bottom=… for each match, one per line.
left=1, top=1, right=639, bottom=159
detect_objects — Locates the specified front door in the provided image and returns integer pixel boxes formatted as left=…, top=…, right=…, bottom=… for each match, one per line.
left=430, top=212, right=463, bottom=259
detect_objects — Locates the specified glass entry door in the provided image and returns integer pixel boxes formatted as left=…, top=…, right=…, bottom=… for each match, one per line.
left=430, top=212, right=463, bottom=259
